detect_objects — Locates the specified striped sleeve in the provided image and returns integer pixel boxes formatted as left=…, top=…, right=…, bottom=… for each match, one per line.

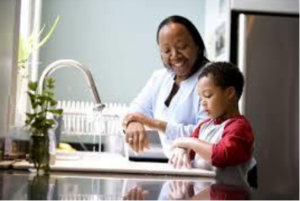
left=189, top=119, right=210, bottom=159
left=211, top=117, right=254, bottom=167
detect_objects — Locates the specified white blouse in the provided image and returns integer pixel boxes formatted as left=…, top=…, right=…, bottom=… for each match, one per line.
left=129, top=68, right=207, bottom=157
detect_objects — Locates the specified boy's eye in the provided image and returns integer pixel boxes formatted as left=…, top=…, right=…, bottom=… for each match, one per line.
left=203, top=93, right=212, bottom=98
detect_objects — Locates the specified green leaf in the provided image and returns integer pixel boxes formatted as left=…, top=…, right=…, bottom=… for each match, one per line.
left=33, top=101, right=40, bottom=108
left=28, top=82, right=38, bottom=91
left=44, top=119, right=55, bottom=130
left=31, top=117, right=46, bottom=129
left=48, top=109, right=63, bottom=115
left=43, top=89, right=54, bottom=97
left=18, top=36, right=30, bottom=68
left=26, top=112, right=36, bottom=119
left=27, top=92, right=37, bottom=108
left=36, top=111, right=46, bottom=118
left=38, top=95, right=47, bottom=103
left=32, top=15, right=61, bottom=52
left=28, top=24, right=45, bottom=46
left=45, top=77, right=55, bottom=89
left=49, top=99, right=57, bottom=107
left=46, top=119, right=55, bottom=125
left=25, top=119, right=31, bottom=126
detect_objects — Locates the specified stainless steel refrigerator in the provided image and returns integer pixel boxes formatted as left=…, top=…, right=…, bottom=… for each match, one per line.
left=229, top=4, right=299, bottom=198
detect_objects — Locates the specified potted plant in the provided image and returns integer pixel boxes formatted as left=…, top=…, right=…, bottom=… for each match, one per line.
left=15, top=15, right=61, bottom=128
left=25, top=78, right=62, bottom=175
left=16, top=16, right=62, bottom=175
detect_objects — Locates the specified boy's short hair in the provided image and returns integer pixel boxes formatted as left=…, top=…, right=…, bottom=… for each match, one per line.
left=198, top=62, right=244, bottom=100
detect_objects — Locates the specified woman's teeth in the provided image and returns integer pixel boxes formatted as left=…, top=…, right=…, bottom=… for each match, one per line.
left=173, top=61, right=185, bottom=67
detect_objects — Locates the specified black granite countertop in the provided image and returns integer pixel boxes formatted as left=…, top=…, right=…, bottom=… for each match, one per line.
left=0, top=168, right=298, bottom=200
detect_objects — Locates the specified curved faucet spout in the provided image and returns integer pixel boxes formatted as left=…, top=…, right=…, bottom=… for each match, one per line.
left=38, top=59, right=105, bottom=111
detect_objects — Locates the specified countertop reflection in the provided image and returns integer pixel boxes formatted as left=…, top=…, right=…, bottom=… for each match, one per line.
left=0, top=170, right=252, bottom=200
left=0, top=171, right=250, bottom=201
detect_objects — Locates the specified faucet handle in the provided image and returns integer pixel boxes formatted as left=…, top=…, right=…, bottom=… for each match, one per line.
left=93, top=103, right=105, bottom=112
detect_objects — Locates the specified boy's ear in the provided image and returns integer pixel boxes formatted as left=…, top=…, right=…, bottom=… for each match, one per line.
left=226, top=87, right=236, bottom=100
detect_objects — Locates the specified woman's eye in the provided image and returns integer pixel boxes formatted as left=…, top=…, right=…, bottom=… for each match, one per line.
left=177, top=44, right=188, bottom=50
left=162, top=49, right=170, bottom=54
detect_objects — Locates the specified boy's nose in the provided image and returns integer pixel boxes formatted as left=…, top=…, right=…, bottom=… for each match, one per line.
left=201, top=99, right=207, bottom=107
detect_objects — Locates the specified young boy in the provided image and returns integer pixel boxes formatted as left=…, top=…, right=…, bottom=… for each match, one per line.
left=170, top=62, right=255, bottom=181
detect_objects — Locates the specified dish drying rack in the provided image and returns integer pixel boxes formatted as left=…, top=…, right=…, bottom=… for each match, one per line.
left=57, top=101, right=128, bottom=136
left=57, top=101, right=128, bottom=152
left=59, top=194, right=122, bottom=200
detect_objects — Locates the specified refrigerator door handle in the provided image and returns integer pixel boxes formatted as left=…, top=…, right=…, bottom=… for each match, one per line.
left=237, top=14, right=247, bottom=115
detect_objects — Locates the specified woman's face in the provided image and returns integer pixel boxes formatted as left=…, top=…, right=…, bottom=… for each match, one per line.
left=158, top=23, right=199, bottom=82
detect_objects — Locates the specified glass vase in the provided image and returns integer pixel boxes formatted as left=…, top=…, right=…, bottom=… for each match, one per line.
left=29, top=134, right=50, bottom=175
left=28, top=174, right=50, bottom=200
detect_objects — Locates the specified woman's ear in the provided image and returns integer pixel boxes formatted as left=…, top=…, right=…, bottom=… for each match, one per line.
left=198, top=48, right=202, bottom=55
left=160, top=54, right=167, bottom=67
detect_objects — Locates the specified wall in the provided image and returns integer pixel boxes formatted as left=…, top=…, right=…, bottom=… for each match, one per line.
left=39, top=0, right=206, bottom=103
left=0, top=0, right=20, bottom=134
left=204, top=0, right=230, bottom=61
left=230, top=0, right=299, bottom=14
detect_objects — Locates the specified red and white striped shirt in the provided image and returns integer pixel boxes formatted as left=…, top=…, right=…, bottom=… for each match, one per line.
left=190, top=115, right=255, bottom=169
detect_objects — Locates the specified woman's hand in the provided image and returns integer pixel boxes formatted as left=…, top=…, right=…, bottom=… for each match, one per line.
left=123, top=113, right=167, bottom=132
left=123, top=113, right=149, bottom=128
left=169, top=147, right=191, bottom=169
left=125, top=121, right=149, bottom=153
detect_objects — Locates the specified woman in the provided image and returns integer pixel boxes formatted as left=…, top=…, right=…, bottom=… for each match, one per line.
left=123, top=15, right=209, bottom=157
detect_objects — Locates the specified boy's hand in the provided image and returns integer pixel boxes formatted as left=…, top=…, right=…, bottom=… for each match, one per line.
left=172, top=137, right=194, bottom=150
left=168, top=180, right=193, bottom=200
left=169, top=147, right=191, bottom=169
left=123, top=186, right=149, bottom=200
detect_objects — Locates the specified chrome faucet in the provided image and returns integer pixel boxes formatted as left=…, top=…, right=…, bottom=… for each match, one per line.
left=38, top=59, right=105, bottom=111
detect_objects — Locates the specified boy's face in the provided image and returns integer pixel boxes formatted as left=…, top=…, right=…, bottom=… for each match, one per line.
left=198, top=75, right=233, bottom=119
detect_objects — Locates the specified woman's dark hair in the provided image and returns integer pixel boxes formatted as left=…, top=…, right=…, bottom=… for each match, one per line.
left=156, top=15, right=209, bottom=74
left=198, top=62, right=244, bottom=100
